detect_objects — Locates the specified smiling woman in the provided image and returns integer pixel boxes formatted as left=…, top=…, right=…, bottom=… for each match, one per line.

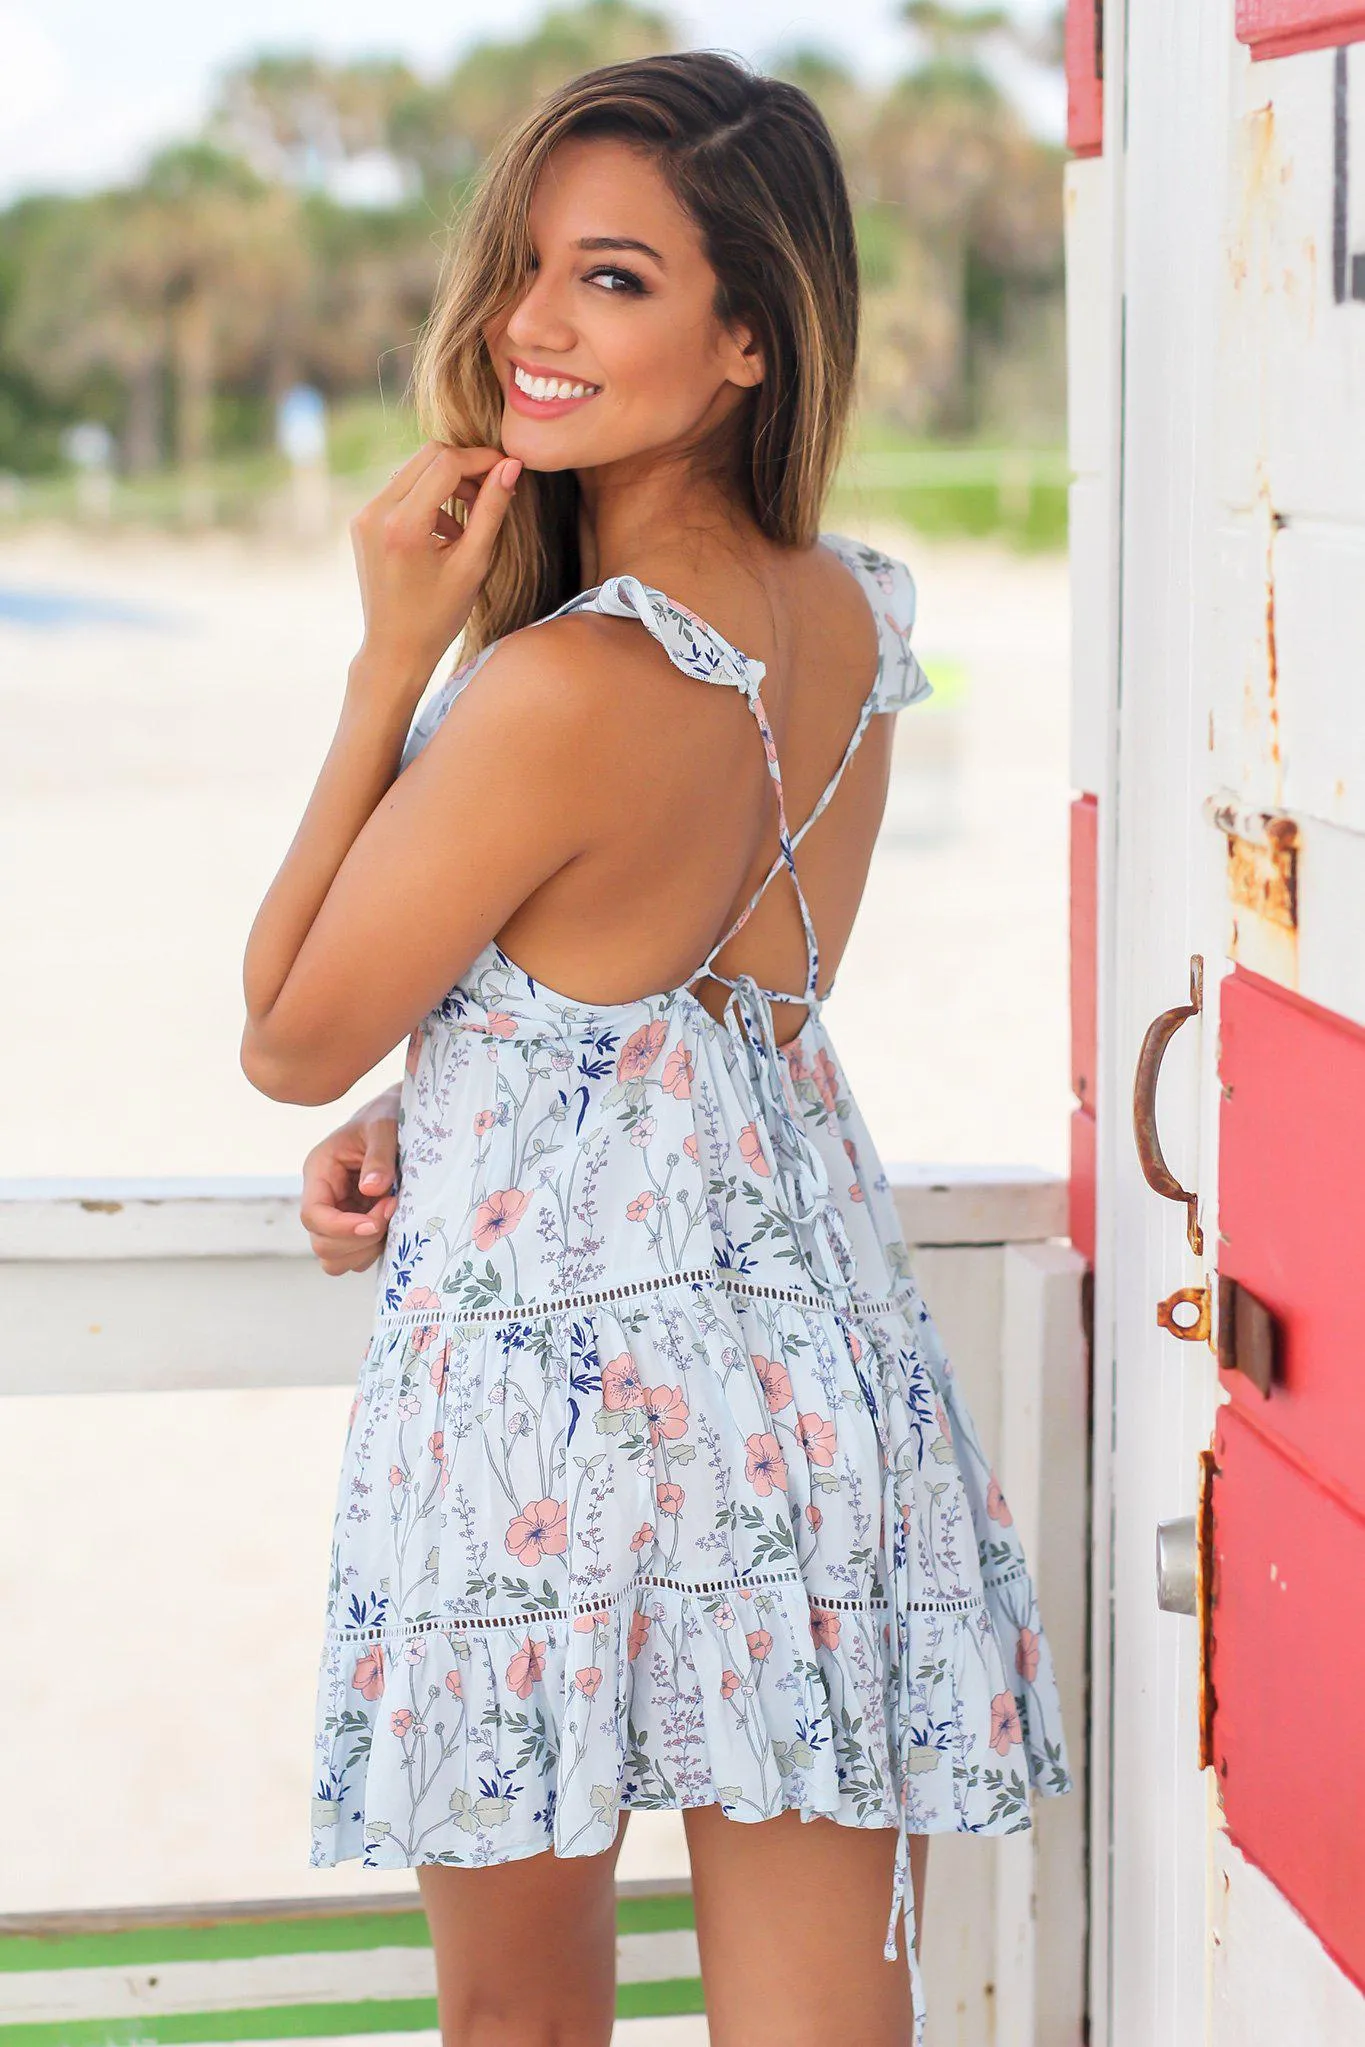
left=239, top=47, right=1074, bottom=2047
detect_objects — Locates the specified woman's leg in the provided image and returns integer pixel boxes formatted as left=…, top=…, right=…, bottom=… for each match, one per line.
left=416, top=1813, right=629, bottom=2047
left=683, top=1806, right=929, bottom=2047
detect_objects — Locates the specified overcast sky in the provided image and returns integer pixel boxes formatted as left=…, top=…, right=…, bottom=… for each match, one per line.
left=0, top=0, right=1063, bottom=206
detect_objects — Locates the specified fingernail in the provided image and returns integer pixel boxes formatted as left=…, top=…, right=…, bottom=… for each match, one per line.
left=360, top=1172, right=385, bottom=1188
left=356, top=1220, right=378, bottom=1235
left=499, top=457, right=523, bottom=488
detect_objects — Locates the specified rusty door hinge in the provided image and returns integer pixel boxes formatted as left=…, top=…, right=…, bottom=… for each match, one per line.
left=1215, top=1272, right=1279, bottom=1396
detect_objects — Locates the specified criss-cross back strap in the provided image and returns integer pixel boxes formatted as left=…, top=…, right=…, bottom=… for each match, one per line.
left=541, top=572, right=825, bottom=1008
left=685, top=532, right=932, bottom=1009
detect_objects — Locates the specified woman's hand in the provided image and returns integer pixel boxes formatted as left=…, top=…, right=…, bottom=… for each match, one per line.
left=348, top=442, right=523, bottom=694
left=300, top=1084, right=402, bottom=1275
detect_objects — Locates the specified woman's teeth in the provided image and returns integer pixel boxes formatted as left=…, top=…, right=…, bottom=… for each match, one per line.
left=513, top=365, right=600, bottom=402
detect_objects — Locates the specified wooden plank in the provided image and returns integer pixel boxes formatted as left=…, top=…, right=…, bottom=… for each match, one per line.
left=1218, top=966, right=1365, bottom=1512
left=1236, top=0, right=1365, bottom=58
left=1070, top=795, right=1098, bottom=1112
left=1210, top=1405, right=1365, bottom=1993
left=1066, top=0, right=1104, bottom=153
left=1210, top=1828, right=1365, bottom=2037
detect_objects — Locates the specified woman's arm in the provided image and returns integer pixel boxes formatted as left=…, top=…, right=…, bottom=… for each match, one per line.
left=240, top=441, right=610, bottom=1109
left=242, top=442, right=517, bottom=1046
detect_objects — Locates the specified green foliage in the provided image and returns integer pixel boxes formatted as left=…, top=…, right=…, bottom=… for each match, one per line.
left=0, top=0, right=1067, bottom=510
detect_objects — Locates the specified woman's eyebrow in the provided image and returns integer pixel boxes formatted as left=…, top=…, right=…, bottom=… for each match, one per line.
left=574, top=235, right=666, bottom=267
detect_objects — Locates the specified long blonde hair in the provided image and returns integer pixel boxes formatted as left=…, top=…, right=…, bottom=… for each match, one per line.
left=411, top=50, right=861, bottom=657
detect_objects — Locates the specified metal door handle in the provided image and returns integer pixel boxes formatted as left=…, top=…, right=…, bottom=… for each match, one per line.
left=1133, top=955, right=1204, bottom=1255
left=1156, top=1516, right=1197, bottom=1614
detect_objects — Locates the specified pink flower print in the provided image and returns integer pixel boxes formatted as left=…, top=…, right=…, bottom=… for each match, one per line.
left=810, top=1608, right=842, bottom=1651
left=630, top=1523, right=655, bottom=1553
left=390, top=1707, right=414, bottom=1736
left=796, top=1412, right=837, bottom=1468
left=630, top=1115, right=656, bottom=1148
left=400, top=1286, right=441, bottom=1312
left=745, top=1432, right=789, bottom=1496
left=849, top=1181, right=865, bottom=1203
left=642, top=1384, right=690, bottom=1445
left=661, top=1045, right=693, bottom=1099
left=428, top=1341, right=450, bottom=1394
left=682, top=1133, right=700, bottom=1163
left=782, top=1040, right=809, bottom=1084
left=986, top=1474, right=1013, bottom=1525
left=1016, top=1626, right=1040, bottom=1683
left=655, top=1481, right=685, bottom=1515
left=806, top=1502, right=823, bottom=1532
left=715, top=1603, right=737, bottom=1629
left=483, top=1011, right=517, bottom=1039
left=601, top=1352, right=646, bottom=1411
left=411, top=1321, right=441, bottom=1352
left=813, top=1049, right=839, bottom=1115
left=507, top=1636, right=547, bottom=1700
left=388, top=1463, right=406, bottom=1489
left=746, top=1629, right=773, bottom=1660
left=618, top=1019, right=668, bottom=1081
left=405, top=1027, right=422, bottom=1075
left=720, top=1668, right=743, bottom=1700
left=751, top=1352, right=793, bottom=1413
left=989, top=1690, right=1024, bottom=1754
left=935, top=1398, right=953, bottom=1450
left=626, top=1191, right=655, bottom=1222
left=843, top=1137, right=858, bottom=1166
left=444, top=1668, right=463, bottom=1699
left=472, top=1187, right=528, bottom=1251
left=737, top=1121, right=771, bottom=1176
left=505, top=1497, right=569, bottom=1568
left=575, top=1667, right=604, bottom=1698
left=473, top=1109, right=496, bottom=1134
left=847, top=1329, right=863, bottom=1363
left=574, top=1608, right=610, bottom=1632
left=628, top=1611, right=650, bottom=1662
left=351, top=1646, right=385, bottom=1700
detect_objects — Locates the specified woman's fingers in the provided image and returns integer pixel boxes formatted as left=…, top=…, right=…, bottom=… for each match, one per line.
left=447, top=455, right=522, bottom=574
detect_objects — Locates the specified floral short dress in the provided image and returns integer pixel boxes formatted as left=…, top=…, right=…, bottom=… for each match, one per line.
left=309, top=531, right=1074, bottom=2044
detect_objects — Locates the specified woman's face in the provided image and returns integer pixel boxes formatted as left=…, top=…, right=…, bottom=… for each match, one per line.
left=482, top=135, right=763, bottom=474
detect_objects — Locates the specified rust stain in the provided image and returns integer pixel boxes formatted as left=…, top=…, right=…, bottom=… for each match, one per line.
left=1197, top=1444, right=1218, bottom=1772
left=1227, top=825, right=1297, bottom=930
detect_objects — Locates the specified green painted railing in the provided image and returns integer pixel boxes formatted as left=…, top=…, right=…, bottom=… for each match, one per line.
left=0, top=1882, right=702, bottom=2046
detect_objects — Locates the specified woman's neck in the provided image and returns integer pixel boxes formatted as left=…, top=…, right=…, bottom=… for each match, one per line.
left=573, top=458, right=762, bottom=590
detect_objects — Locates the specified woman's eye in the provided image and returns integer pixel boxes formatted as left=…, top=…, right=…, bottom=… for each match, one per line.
left=586, top=266, right=645, bottom=295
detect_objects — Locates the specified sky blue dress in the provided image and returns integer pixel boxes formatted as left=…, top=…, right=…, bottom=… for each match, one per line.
left=309, top=532, right=1075, bottom=2043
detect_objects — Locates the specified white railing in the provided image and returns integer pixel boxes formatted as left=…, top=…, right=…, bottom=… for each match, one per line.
left=0, top=1168, right=1088, bottom=2047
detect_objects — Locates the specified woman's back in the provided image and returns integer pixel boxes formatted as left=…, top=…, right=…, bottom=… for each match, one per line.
left=408, top=530, right=924, bottom=1046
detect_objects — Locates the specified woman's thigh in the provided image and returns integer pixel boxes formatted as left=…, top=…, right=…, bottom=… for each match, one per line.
left=683, top=1806, right=929, bottom=2047
left=416, top=1814, right=629, bottom=2047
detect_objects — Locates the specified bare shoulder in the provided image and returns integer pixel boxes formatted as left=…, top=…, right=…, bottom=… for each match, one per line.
left=446, top=608, right=697, bottom=744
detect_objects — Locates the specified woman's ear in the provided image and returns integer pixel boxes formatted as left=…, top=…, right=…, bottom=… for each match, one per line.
left=725, top=322, right=765, bottom=391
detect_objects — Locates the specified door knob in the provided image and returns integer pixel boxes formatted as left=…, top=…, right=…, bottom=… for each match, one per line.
left=1156, top=1515, right=1197, bottom=1614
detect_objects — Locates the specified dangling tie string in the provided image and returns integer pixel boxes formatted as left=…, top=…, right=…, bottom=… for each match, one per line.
left=721, top=975, right=857, bottom=1308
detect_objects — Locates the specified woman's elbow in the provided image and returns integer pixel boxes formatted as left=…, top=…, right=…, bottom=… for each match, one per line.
left=240, top=1025, right=348, bottom=1107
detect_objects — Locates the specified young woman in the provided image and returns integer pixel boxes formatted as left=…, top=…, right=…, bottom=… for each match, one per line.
left=243, top=50, right=1073, bottom=2047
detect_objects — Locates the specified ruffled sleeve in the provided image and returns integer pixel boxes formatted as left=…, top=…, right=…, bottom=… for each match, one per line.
left=820, top=532, right=933, bottom=713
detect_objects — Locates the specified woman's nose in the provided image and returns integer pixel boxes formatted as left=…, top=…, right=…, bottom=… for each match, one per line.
left=504, top=274, right=576, bottom=353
